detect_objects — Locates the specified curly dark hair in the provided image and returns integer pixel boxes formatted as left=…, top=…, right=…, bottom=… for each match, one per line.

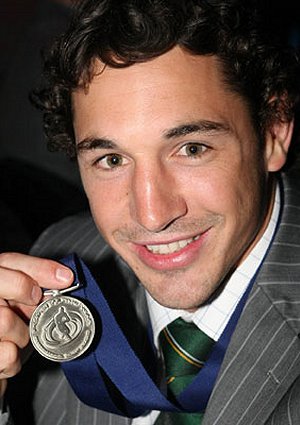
left=32, top=0, right=300, bottom=159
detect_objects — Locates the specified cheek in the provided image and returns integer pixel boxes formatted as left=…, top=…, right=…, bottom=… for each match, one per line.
left=81, top=174, right=130, bottom=238
left=187, top=165, right=264, bottom=235
left=179, top=168, right=239, bottom=213
left=216, top=175, right=267, bottom=255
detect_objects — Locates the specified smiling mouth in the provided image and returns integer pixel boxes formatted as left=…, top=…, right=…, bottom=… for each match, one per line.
left=146, top=235, right=200, bottom=255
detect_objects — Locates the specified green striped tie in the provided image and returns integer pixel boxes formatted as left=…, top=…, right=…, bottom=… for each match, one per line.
left=155, top=318, right=214, bottom=425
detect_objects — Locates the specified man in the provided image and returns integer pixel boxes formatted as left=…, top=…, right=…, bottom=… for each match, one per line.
left=0, top=0, right=300, bottom=423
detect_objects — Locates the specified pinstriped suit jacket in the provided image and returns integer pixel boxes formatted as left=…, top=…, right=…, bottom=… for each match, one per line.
left=7, top=171, right=300, bottom=424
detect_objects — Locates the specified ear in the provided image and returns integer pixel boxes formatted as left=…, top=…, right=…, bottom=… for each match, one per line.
left=265, top=119, right=294, bottom=172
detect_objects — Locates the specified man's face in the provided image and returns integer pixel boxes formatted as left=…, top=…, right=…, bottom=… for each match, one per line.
left=73, top=48, right=280, bottom=310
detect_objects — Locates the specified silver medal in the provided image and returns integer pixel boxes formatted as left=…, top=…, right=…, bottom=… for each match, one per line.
left=29, top=285, right=95, bottom=362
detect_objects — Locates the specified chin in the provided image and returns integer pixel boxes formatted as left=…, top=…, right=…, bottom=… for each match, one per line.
left=136, top=267, right=217, bottom=309
left=151, top=289, right=209, bottom=310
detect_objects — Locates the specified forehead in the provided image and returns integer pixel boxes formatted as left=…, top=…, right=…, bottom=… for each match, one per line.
left=72, top=47, right=249, bottom=141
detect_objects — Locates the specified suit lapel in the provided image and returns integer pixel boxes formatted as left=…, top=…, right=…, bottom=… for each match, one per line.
left=203, top=172, right=300, bottom=425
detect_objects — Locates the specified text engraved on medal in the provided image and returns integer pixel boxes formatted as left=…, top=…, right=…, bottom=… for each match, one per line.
left=30, top=296, right=95, bottom=362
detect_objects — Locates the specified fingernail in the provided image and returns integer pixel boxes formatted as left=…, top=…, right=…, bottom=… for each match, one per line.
left=31, top=285, right=42, bottom=304
left=56, top=267, right=73, bottom=283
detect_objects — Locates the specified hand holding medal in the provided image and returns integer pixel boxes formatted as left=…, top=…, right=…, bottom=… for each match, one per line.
left=0, top=253, right=76, bottom=395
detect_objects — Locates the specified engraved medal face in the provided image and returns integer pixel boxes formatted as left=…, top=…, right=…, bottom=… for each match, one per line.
left=29, top=295, right=95, bottom=362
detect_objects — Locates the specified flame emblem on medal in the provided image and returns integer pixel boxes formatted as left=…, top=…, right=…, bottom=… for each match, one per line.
left=30, top=288, right=95, bottom=362
left=44, top=306, right=83, bottom=346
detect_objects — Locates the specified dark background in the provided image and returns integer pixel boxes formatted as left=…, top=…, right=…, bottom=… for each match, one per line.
left=0, top=0, right=88, bottom=252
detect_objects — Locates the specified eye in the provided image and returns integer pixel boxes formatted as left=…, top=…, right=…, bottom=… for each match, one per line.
left=178, top=143, right=208, bottom=157
left=96, top=153, right=128, bottom=169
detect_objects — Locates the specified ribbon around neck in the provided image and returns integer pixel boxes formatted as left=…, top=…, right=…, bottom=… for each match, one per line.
left=60, top=254, right=254, bottom=417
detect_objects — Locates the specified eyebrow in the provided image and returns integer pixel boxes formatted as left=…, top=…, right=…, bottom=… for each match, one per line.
left=77, top=137, right=117, bottom=153
left=163, top=120, right=230, bottom=139
left=76, top=120, right=230, bottom=153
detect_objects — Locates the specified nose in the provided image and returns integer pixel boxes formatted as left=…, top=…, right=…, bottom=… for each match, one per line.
left=129, top=161, right=187, bottom=233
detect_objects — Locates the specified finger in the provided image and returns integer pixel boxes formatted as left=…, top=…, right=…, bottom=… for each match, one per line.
left=0, top=267, right=42, bottom=306
left=0, top=252, right=74, bottom=287
left=8, top=303, right=37, bottom=324
left=0, top=305, right=30, bottom=348
left=0, top=253, right=74, bottom=304
left=0, top=341, right=21, bottom=379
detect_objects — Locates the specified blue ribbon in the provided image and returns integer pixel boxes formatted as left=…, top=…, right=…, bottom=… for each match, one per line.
left=60, top=254, right=255, bottom=417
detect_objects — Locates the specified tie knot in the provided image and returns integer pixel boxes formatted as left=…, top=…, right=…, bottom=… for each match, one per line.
left=159, top=318, right=214, bottom=394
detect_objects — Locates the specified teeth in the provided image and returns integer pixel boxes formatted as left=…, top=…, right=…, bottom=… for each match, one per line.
left=146, top=236, right=199, bottom=255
